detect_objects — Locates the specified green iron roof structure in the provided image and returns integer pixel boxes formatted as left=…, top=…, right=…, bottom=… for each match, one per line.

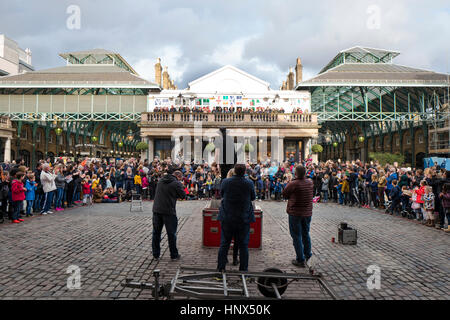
left=0, top=49, right=160, bottom=121
left=296, top=46, right=450, bottom=125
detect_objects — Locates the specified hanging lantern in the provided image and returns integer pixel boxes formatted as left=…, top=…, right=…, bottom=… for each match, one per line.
left=55, top=127, right=63, bottom=136
left=358, top=136, right=365, bottom=143
left=91, top=136, right=98, bottom=143
left=127, top=129, right=134, bottom=141
left=118, top=141, right=124, bottom=148
left=333, top=142, right=338, bottom=148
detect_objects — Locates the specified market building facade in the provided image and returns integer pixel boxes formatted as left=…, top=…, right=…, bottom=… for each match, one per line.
left=141, top=64, right=320, bottom=163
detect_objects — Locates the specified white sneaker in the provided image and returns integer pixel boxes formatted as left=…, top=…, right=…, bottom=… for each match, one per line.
left=47, top=211, right=53, bottom=214
left=41, top=212, right=48, bottom=215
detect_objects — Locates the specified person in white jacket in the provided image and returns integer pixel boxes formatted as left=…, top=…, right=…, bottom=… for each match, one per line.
left=40, top=164, right=57, bottom=215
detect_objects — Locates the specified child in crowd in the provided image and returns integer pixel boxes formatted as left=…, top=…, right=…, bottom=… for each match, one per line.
left=141, top=172, right=149, bottom=200
left=25, top=173, right=37, bottom=217
left=321, top=174, right=329, bottom=203
left=411, top=186, right=421, bottom=220
left=400, top=186, right=412, bottom=218
left=423, top=186, right=435, bottom=227
left=11, top=171, right=26, bottom=223
left=387, top=180, right=401, bottom=215
left=274, top=178, right=283, bottom=201
left=369, top=174, right=379, bottom=208
left=337, top=178, right=344, bottom=205
left=205, top=176, right=213, bottom=199
left=134, top=171, right=142, bottom=195
left=82, top=178, right=92, bottom=206
left=91, top=174, right=99, bottom=190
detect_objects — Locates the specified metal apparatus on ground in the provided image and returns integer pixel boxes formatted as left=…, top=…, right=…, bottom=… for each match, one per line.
left=123, top=265, right=337, bottom=300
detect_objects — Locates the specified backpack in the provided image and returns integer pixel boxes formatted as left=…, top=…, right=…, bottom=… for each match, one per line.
left=0, top=183, right=8, bottom=199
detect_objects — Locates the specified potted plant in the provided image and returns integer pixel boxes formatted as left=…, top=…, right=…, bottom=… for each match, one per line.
left=311, top=144, right=323, bottom=154
left=136, top=142, right=149, bottom=151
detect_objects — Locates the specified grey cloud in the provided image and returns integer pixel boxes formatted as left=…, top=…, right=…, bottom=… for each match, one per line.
left=0, top=0, right=448, bottom=88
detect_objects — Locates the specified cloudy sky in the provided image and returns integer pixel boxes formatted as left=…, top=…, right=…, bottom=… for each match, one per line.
left=1, top=0, right=449, bottom=88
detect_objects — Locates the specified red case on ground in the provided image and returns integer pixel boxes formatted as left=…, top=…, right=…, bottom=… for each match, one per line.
left=202, top=208, right=262, bottom=249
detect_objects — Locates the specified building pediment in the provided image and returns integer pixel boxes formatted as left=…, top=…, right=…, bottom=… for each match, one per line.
left=187, top=65, right=271, bottom=94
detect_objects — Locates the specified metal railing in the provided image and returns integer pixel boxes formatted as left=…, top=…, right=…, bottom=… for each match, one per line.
left=141, top=112, right=317, bottom=125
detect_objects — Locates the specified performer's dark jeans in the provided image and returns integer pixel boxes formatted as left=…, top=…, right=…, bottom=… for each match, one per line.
left=152, top=212, right=178, bottom=259
left=217, top=220, right=250, bottom=271
left=288, top=215, right=312, bottom=263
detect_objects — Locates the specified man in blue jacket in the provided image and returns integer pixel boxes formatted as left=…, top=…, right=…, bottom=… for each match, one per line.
left=217, top=164, right=256, bottom=272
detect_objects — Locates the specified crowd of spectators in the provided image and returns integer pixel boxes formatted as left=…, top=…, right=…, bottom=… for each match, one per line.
left=1, top=155, right=449, bottom=232
left=152, top=105, right=308, bottom=114
left=308, top=159, right=450, bottom=232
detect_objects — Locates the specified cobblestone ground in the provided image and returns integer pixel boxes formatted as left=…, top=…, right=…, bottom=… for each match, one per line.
left=0, top=200, right=448, bottom=300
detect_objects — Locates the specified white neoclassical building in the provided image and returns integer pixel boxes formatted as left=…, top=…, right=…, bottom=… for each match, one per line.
left=141, top=65, right=319, bottom=163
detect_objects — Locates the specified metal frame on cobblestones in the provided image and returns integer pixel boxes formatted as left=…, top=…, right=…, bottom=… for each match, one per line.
left=123, top=266, right=338, bottom=300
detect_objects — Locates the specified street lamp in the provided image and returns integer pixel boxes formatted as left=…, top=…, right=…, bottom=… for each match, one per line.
left=333, top=142, right=338, bottom=148
left=358, top=136, right=365, bottom=143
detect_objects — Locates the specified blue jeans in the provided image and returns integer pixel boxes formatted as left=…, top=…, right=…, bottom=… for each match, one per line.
left=26, top=200, right=34, bottom=215
left=217, top=220, right=250, bottom=271
left=41, top=191, right=54, bottom=213
left=338, top=190, right=344, bottom=204
left=322, top=190, right=328, bottom=202
left=152, top=213, right=179, bottom=259
left=55, top=188, right=64, bottom=208
left=288, top=215, right=312, bottom=263
left=12, top=201, right=21, bottom=220
left=34, top=193, right=42, bottom=211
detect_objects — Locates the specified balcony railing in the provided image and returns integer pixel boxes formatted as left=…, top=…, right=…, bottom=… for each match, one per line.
left=141, top=112, right=317, bottom=127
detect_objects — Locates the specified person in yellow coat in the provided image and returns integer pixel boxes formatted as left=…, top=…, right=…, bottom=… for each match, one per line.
left=134, top=172, right=142, bottom=195
left=91, top=174, right=100, bottom=190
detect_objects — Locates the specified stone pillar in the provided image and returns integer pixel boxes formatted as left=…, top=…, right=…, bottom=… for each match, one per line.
left=295, top=57, right=303, bottom=85
left=287, top=68, right=294, bottom=90
left=148, top=137, right=154, bottom=161
left=162, top=67, right=169, bottom=90
left=155, top=58, right=162, bottom=87
left=4, top=137, right=11, bottom=162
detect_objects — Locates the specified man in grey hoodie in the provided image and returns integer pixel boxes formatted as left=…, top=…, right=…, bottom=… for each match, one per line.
left=152, top=167, right=186, bottom=261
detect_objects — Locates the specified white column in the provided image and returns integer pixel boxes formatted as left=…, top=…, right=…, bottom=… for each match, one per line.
left=279, top=137, right=284, bottom=163
left=148, top=137, right=154, bottom=161
left=4, top=137, right=11, bottom=162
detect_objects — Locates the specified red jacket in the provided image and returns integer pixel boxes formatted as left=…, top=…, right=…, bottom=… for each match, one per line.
left=82, top=182, right=91, bottom=195
left=416, top=186, right=426, bottom=204
left=282, top=178, right=314, bottom=217
left=11, top=179, right=25, bottom=202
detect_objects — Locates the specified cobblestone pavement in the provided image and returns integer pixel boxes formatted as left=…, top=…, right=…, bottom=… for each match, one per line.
left=0, top=200, right=448, bottom=300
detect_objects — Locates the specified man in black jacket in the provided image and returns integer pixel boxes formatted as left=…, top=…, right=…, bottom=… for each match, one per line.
left=217, top=164, right=256, bottom=272
left=152, top=168, right=186, bottom=261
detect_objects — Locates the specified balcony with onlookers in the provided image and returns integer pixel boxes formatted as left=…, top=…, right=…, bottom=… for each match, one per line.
left=141, top=111, right=318, bottom=129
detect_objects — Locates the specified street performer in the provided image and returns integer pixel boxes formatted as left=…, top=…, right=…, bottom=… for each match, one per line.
left=217, top=164, right=256, bottom=272
left=282, top=165, right=314, bottom=268
left=152, top=166, right=186, bottom=261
